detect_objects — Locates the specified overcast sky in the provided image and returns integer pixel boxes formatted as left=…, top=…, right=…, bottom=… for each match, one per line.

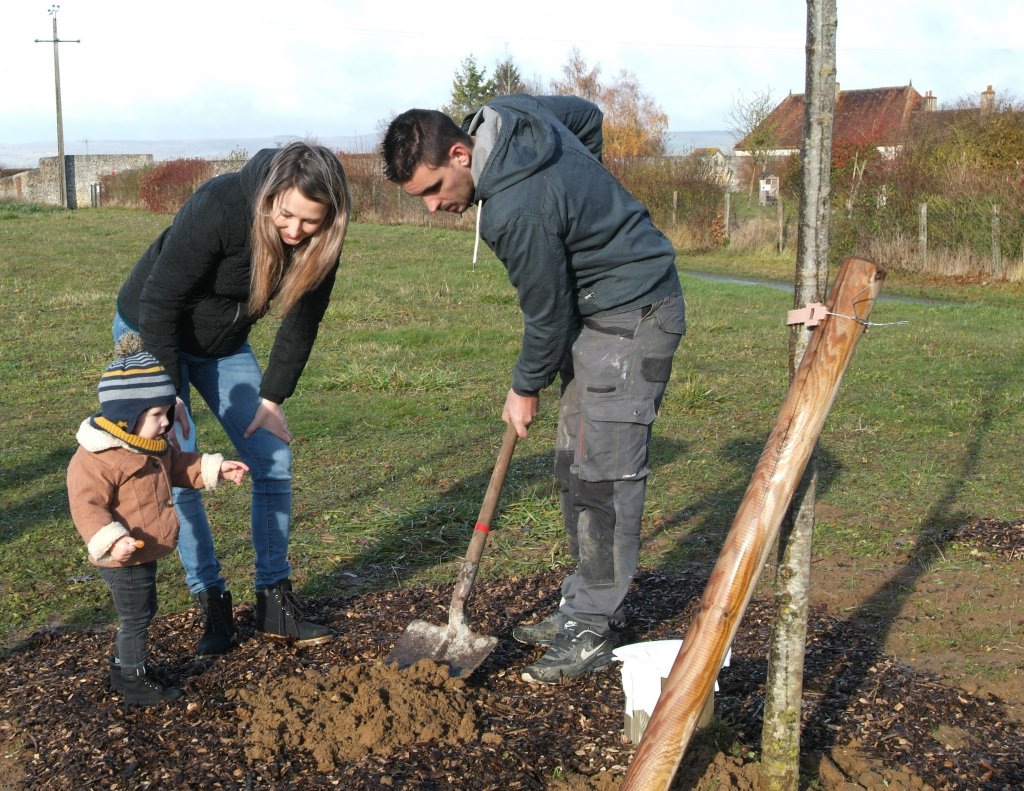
left=3, top=0, right=1020, bottom=152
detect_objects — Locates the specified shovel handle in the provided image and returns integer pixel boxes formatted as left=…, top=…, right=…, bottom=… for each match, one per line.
left=449, top=422, right=518, bottom=612
left=470, top=422, right=518, bottom=553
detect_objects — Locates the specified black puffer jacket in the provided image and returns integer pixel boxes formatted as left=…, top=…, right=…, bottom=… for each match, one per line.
left=116, top=149, right=338, bottom=403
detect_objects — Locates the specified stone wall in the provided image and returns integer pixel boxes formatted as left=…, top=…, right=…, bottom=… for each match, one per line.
left=0, top=155, right=247, bottom=208
left=0, top=154, right=155, bottom=208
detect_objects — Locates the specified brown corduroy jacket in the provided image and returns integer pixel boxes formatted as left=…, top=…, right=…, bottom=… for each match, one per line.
left=67, top=419, right=223, bottom=568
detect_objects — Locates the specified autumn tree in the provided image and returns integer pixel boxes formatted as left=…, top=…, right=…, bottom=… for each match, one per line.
left=601, top=69, right=668, bottom=158
left=550, top=47, right=602, bottom=102
left=443, top=54, right=496, bottom=121
left=550, top=48, right=667, bottom=159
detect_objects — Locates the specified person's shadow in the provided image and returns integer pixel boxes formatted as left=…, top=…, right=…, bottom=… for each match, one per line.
left=315, top=427, right=691, bottom=603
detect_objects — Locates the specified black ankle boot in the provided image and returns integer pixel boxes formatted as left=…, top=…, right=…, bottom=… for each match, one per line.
left=120, top=668, right=182, bottom=706
left=195, top=588, right=237, bottom=656
left=109, top=656, right=172, bottom=691
left=255, top=580, right=332, bottom=645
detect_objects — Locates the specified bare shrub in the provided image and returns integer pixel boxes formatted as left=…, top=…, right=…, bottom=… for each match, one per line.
left=139, top=158, right=214, bottom=214
left=98, top=165, right=155, bottom=209
left=608, top=156, right=722, bottom=252
left=727, top=217, right=780, bottom=254
left=822, top=102, right=1024, bottom=281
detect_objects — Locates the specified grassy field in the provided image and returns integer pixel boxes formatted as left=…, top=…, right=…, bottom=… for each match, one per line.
left=1, top=204, right=1021, bottom=657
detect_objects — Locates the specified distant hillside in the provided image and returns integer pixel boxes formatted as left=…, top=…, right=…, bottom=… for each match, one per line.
left=664, top=130, right=737, bottom=155
left=0, top=135, right=378, bottom=170
left=1, top=131, right=736, bottom=170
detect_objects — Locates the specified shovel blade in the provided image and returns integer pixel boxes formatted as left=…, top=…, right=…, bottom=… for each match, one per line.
left=384, top=619, right=498, bottom=679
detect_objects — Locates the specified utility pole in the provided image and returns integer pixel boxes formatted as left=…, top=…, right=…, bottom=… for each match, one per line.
left=35, top=5, right=80, bottom=209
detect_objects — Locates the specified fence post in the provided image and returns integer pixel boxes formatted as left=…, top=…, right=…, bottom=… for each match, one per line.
left=991, top=204, right=1003, bottom=279
left=777, top=195, right=785, bottom=254
left=672, top=190, right=678, bottom=226
left=918, top=202, right=928, bottom=270
left=724, top=190, right=731, bottom=241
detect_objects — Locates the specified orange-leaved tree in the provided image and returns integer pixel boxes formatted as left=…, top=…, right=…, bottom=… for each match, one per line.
left=550, top=48, right=667, bottom=159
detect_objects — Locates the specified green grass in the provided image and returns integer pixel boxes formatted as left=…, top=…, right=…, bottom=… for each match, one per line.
left=1, top=205, right=1021, bottom=643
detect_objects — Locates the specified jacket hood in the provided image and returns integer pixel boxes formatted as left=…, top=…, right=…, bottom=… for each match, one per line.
left=76, top=417, right=137, bottom=453
left=237, top=148, right=279, bottom=216
left=466, top=96, right=560, bottom=200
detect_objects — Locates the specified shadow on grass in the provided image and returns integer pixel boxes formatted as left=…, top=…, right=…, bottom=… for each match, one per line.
left=0, top=447, right=73, bottom=545
left=800, top=395, right=1000, bottom=755
left=310, top=429, right=691, bottom=600
left=643, top=356, right=1013, bottom=766
left=650, top=435, right=842, bottom=573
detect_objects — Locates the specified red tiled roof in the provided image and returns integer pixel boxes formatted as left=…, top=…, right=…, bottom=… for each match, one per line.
left=737, top=85, right=924, bottom=151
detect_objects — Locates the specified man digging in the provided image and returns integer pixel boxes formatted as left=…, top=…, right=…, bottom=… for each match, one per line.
left=382, top=94, right=685, bottom=684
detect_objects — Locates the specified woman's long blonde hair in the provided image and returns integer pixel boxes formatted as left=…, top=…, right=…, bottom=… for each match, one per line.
left=250, top=141, right=351, bottom=317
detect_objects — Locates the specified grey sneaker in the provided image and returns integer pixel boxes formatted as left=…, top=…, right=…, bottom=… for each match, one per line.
left=512, top=611, right=567, bottom=646
left=520, top=620, right=619, bottom=684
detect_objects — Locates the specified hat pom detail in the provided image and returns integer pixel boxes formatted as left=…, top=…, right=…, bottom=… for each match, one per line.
left=113, top=331, right=145, bottom=358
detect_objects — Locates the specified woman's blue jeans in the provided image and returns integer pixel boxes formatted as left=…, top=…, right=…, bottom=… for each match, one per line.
left=113, top=314, right=293, bottom=594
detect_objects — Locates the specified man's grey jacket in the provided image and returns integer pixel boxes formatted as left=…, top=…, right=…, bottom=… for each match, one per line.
left=463, top=94, right=683, bottom=396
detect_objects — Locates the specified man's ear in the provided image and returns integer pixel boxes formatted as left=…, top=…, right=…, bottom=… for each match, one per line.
left=449, top=142, right=472, bottom=167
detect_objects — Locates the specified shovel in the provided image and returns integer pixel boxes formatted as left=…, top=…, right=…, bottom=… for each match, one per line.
left=385, top=422, right=518, bottom=678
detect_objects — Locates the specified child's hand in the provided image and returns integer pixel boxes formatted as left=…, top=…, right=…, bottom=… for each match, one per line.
left=220, top=460, right=249, bottom=485
left=110, top=535, right=139, bottom=563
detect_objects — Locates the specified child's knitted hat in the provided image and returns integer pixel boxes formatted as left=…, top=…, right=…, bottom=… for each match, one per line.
left=96, top=332, right=177, bottom=434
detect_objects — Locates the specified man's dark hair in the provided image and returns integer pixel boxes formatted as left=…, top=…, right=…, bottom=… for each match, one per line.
left=381, top=109, right=473, bottom=183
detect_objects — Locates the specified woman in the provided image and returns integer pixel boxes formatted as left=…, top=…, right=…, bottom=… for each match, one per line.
left=115, top=141, right=351, bottom=655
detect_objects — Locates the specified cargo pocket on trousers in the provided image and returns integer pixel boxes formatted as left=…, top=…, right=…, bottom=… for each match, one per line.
left=578, top=398, right=656, bottom=482
left=641, top=356, right=674, bottom=383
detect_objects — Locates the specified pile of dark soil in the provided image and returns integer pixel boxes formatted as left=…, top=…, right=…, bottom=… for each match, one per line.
left=0, top=565, right=1021, bottom=790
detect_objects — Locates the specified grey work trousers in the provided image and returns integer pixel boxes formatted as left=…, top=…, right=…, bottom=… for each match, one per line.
left=554, top=292, right=685, bottom=633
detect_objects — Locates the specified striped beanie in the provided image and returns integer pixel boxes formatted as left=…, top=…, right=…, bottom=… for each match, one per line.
left=97, top=334, right=177, bottom=434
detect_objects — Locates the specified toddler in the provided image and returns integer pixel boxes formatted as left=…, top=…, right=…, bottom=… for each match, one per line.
left=67, top=335, right=248, bottom=705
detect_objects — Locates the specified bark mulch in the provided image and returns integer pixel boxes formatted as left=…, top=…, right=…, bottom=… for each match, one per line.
left=0, top=566, right=1021, bottom=790
left=946, top=518, right=1024, bottom=561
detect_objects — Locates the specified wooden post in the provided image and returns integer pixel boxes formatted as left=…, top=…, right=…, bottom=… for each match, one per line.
left=620, top=256, right=886, bottom=791
left=724, top=190, right=732, bottom=242
left=991, top=204, right=1002, bottom=279
left=672, top=190, right=678, bottom=226
left=919, top=202, right=928, bottom=270
left=777, top=195, right=785, bottom=253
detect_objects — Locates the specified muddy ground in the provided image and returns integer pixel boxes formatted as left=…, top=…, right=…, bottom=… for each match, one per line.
left=0, top=518, right=1020, bottom=790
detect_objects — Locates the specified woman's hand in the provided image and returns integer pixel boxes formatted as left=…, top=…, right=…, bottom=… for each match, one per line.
left=244, top=398, right=292, bottom=443
left=167, top=396, right=190, bottom=450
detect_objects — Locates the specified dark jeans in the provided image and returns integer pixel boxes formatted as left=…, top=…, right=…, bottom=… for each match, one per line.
left=99, top=562, right=158, bottom=677
left=554, top=293, right=686, bottom=632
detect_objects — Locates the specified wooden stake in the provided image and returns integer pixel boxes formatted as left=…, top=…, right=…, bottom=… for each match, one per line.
left=621, top=256, right=886, bottom=791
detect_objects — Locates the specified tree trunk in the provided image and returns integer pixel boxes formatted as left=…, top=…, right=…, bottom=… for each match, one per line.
left=761, top=2, right=837, bottom=789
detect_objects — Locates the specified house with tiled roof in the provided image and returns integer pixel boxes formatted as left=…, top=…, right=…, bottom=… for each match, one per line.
left=735, top=84, right=932, bottom=160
